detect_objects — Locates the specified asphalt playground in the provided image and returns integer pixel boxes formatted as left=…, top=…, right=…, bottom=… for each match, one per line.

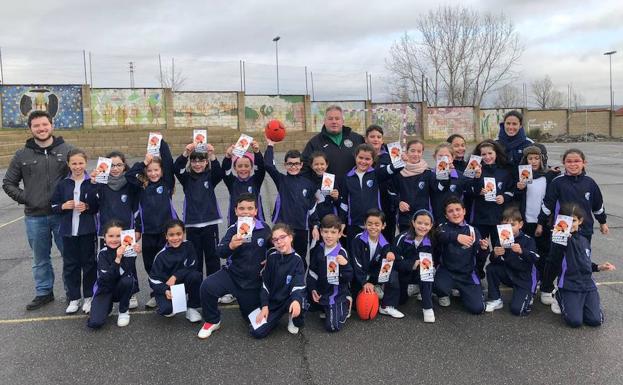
left=0, top=142, right=622, bottom=385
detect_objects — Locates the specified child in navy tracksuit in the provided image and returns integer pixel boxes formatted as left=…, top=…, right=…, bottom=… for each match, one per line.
left=392, top=139, right=433, bottom=233
left=469, top=139, right=514, bottom=278
left=550, top=205, right=615, bottom=328
left=538, top=148, right=608, bottom=303
left=350, top=209, right=401, bottom=318
left=447, top=134, right=468, bottom=174
left=305, top=151, right=339, bottom=224
left=51, top=149, right=99, bottom=314
left=90, top=150, right=140, bottom=308
left=307, top=214, right=353, bottom=332
left=174, top=142, right=224, bottom=276
left=484, top=207, right=539, bottom=316
left=434, top=197, right=487, bottom=315
left=149, top=220, right=203, bottom=322
left=222, top=140, right=266, bottom=225
left=392, top=209, right=436, bottom=322
left=126, top=139, right=177, bottom=307
left=339, top=143, right=402, bottom=244
left=198, top=193, right=273, bottom=339
left=264, top=141, right=318, bottom=262
left=365, top=125, right=398, bottom=243
left=429, top=143, right=469, bottom=226
left=87, top=220, right=140, bottom=328
left=251, top=223, right=306, bottom=338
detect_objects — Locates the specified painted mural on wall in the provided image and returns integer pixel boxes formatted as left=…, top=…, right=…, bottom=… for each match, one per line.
left=479, top=109, right=515, bottom=139
left=427, top=107, right=475, bottom=141
left=244, top=95, right=305, bottom=131
left=311, top=101, right=366, bottom=133
left=173, top=92, right=238, bottom=129
left=1, top=85, right=83, bottom=128
left=371, top=103, right=421, bottom=138
left=91, top=89, right=165, bottom=127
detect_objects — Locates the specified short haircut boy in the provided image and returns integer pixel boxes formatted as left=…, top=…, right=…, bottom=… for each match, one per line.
left=502, top=207, right=523, bottom=223
left=364, top=208, right=385, bottom=223
left=284, top=149, right=302, bottom=162
left=236, top=192, right=257, bottom=206
left=320, top=214, right=342, bottom=230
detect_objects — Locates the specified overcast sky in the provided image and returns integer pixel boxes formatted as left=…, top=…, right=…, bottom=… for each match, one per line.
left=0, top=0, right=621, bottom=105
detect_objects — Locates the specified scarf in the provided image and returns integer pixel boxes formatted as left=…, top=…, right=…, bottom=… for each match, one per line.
left=107, top=174, right=128, bottom=191
left=400, top=160, right=429, bottom=177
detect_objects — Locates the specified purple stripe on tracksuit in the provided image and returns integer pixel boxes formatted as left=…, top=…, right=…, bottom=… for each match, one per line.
left=558, top=255, right=568, bottom=288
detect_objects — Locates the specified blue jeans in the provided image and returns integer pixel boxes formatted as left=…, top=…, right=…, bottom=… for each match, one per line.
left=24, top=215, right=63, bottom=296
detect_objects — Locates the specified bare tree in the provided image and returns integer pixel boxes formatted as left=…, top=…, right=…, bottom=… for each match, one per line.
left=158, top=59, right=187, bottom=91
left=386, top=6, right=522, bottom=106
left=494, top=84, right=522, bottom=108
left=531, top=75, right=564, bottom=109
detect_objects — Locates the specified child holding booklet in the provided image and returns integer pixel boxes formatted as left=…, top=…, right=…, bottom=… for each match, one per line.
left=469, top=139, right=514, bottom=278
left=222, top=139, right=265, bottom=226
left=447, top=134, right=467, bottom=174
left=391, top=139, right=433, bottom=233
left=51, top=148, right=99, bottom=314
left=392, top=209, right=437, bottom=322
left=339, top=143, right=403, bottom=244
left=148, top=219, right=203, bottom=322
left=264, top=139, right=318, bottom=262
left=307, top=214, right=353, bottom=332
left=174, top=142, right=224, bottom=276
left=484, top=207, right=539, bottom=316
left=126, top=138, right=176, bottom=308
left=429, top=143, right=469, bottom=226
left=251, top=223, right=306, bottom=338
left=538, top=148, right=608, bottom=307
left=198, top=193, right=272, bottom=339
left=549, top=205, right=615, bottom=328
left=350, top=209, right=402, bottom=318
left=434, top=197, right=487, bottom=315
left=87, top=220, right=141, bottom=328
left=305, top=151, right=340, bottom=224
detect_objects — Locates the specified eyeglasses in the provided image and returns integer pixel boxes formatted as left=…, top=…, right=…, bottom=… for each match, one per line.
left=271, top=234, right=290, bottom=243
left=285, top=162, right=302, bottom=167
left=111, top=163, right=125, bottom=168
left=190, top=159, right=207, bottom=164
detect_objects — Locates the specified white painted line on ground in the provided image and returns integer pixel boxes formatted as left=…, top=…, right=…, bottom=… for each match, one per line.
left=0, top=215, right=24, bottom=230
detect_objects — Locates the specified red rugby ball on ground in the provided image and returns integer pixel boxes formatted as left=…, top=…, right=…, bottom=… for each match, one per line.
left=265, top=119, right=286, bottom=142
left=356, top=290, right=379, bottom=320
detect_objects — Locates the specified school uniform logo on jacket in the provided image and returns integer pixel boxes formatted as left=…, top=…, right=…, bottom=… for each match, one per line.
left=121, top=194, right=128, bottom=203
left=419, top=181, right=425, bottom=190
left=450, top=184, right=457, bottom=192
left=497, top=182, right=503, bottom=190
left=585, top=192, right=591, bottom=201
left=585, top=249, right=591, bottom=257
left=248, top=186, right=253, bottom=193
left=204, top=181, right=210, bottom=189
left=438, top=182, right=444, bottom=191
left=257, top=238, right=265, bottom=247
left=302, top=189, right=308, bottom=197
left=366, top=180, right=374, bottom=188
left=344, top=139, right=353, bottom=148
left=156, top=186, right=164, bottom=194
left=286, top=275, right=292, bottom=285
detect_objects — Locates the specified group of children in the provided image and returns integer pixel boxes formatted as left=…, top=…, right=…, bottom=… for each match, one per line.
left=49, top=110, right=616, bottom=339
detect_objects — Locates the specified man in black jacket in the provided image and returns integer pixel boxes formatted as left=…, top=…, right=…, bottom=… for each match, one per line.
left=302, top=105, right=364, bottom=182
left=2, top=110, right=74, bottom=310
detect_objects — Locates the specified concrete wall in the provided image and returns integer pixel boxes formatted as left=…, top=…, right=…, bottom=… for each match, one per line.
left=569, top=110, right=610, bottom=136
left=426, top=106, right=476, bottom=141
left=525, top=109, right=567, bottom=136
left=244, top=95, right=305, bottom=132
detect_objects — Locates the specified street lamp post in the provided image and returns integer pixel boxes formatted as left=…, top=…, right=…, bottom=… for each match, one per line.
left=273, top=36, right=280, bottom=95
left=604, top=50, right=617, bottom=137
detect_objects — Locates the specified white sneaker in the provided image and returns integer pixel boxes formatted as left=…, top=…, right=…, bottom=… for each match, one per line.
left=485, top=298, right=503, bottom=312
left=379, top=306, right=405, bottom=319
left=551, top=298, right=561, bottom=315
left=407, top=284, right=420, bottom=297
left=82, top=297, right=93, bottom=314
left=129, top=295, right=139, bottom=309
left=287, top=316, right=299, bottom=334
left=145, top=297, right=157, bottom=308
left=197, top=321, right=221, bottom=339
left=346, top=296, right=353, bottom=318
left=423, top=309, right=435, bottom=323
left=185, top=308, right=202, bottom=323
left=117, top=311, right=130, bottom=327
left=218, top=294, right=236, bottom=304
left=540, top=291, right=554, bottom=305
left=66, top=299, right=81, bottom=314
left=438, top=296, right=451, bottom=307
left=451, top=289, right=461, bottom=297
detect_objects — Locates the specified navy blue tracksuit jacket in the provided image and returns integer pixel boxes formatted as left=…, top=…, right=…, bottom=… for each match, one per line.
left=174, top=155, right=224, bottom=225
left=488, top=232, right=539, bottom=292
left=436, top=221, right=487, bottom=282
left=469, top=164, right=514, bottom=225
left=264, top=145, right=318, bottom=230
left=351, top=231, right=392, bottom=287
left=307, top=242, right=353, bottom=306
left=222, top=152, right=266, bottom=225
left=51, top=175, right=99, bottom=236
left=216, top=220, right=272, bottom=290
left=553, top=232, right=600, bottom=292
left=260, top=249, right=307, bottom=308
left=95, top=181, right=139, bottom=236
left=148, top=241, right=198, bottom=295
left=430, top=169, right=469, bottom=226
left=392, top=170, right=433, bottom=228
